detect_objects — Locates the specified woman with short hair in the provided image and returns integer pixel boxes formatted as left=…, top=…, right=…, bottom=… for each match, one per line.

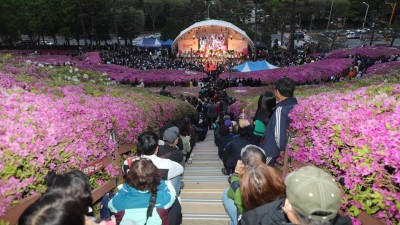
left=240, top=163, right=285, bottom=211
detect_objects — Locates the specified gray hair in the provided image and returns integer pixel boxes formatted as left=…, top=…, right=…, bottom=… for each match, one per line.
left=240, top=145, right=266, bottom=165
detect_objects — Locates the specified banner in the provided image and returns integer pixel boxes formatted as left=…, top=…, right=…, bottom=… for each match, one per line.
left=228, top=39, right=248, bottom=54
left=178, top=39, right=199, bottom=53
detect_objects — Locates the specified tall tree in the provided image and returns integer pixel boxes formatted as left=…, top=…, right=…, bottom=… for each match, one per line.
left=144, top=0, right=165, bottom=30
left=0, top=0, right=21, bottom=45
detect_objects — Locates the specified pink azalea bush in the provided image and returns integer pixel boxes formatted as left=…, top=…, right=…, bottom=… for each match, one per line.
left=226, top=74, right=400, bottom=224
left=288, top=84, right=400, bottom=224
left=366, top=61, right=400, bottom=75
left=219, top=58, right=353, bottom=84
left=326, top=46, right=400, bottom=60
left=14, top=52, right=208, bottom=85
left=226, top=86, right=273, bottom=119
left=0, top=58, right=195, bottom=215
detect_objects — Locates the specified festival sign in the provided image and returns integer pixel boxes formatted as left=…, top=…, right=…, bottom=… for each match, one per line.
left=228, top=39, right=248, bottom=54
left=178, top=39, right=199, bottom=52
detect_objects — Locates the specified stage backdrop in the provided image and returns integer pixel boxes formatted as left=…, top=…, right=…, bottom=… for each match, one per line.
left=228, top=39, right=248, bottom=54
left=178, top=39, right=199, bottom=52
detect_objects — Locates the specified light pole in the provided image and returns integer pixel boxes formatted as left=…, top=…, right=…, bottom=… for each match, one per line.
left=384, top=1, right=397, bottom=45
left=326, top=0, right=334, bottom=31
left=310, top=15, right=314, bottom=32
left=207, top=4, right=211, bottom=19
left=362, top=2, right=369, bottom=29
left=206, top=0, right=215, bottom=20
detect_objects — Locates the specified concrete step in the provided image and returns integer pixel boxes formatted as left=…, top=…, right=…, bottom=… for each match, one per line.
left=181, top=201, right=226, bottom=214
left=189, top=154, right=220, bottom=160
left=187, top=161, right=224, bottom=167
left=180, top=191, right=224, bottom=200
left=183, top=182, right=228, bottom=190
left=183, top=174, right=227, bottom=179
left=184, top=166, right=223, bottom=171
left=181, top=130, right=229, bottom=225
left=182, top=214, right=229, bottom=225
left=183, top=214, right=229, bottom=220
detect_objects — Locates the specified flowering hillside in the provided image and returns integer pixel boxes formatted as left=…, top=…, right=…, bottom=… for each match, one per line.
left=14, top=52, right=208, bottom=85
left=0, top=56, right=195, bottom=215
left=289, top=82, right=400, bottom=224
left=227, top=74, right=400, bottom=224
left=366, top=61, right=400, bottom=76
left=325, top=46, right=400, bottom=59
left=219, top=58, right=353, bottom=84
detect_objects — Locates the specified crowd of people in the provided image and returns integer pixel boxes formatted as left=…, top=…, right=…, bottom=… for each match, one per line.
left=99, top=47, right=245, bottom=74
left=19, top=77, right=353, bottom=225
left=18, top=39, right=400, bottom=225
left=98, top=45, right=324, bottom=76
left=213, top=78, right=351, bottom=225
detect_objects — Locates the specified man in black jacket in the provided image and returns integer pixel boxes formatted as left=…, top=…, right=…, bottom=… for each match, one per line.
left=260, top=78, right=297, bottom=166
left=158, top=126, right=184, bottom=164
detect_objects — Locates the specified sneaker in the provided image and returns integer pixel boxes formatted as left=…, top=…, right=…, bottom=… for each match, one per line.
left=187, top=158, right=192, bottom=164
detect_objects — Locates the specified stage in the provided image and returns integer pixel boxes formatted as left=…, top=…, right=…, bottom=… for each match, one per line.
left=171, top=19, right=255, bottom=60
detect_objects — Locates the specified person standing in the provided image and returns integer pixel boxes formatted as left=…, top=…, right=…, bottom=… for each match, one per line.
left=206, top=99, right=217, bottom=130
left=223, top=123, right=252, bottom=175
left=252, top=91, right=276, bottom=146
left=260, top=78, right=297, bottom=166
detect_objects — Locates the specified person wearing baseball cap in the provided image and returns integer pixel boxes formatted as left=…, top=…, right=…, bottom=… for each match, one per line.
left=282, top=166, right=352, bottom=225
left=158, top=126, right=184, bottom=165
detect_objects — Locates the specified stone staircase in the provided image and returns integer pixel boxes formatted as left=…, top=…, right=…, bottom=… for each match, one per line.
left=181, top=131, right=229, bottom=225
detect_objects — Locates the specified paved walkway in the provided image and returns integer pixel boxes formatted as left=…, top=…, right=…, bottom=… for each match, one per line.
left=181, top=131, right=229, bottom=225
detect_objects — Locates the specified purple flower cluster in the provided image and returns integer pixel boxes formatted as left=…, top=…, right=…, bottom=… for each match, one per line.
left=289, top=84, right=400, bottom=223
left=0, top=72, right=17, bottom=88
left=16, top=52, right=208, bottom=85
left=220, top=58, right=353, bottom=84
left=326, top=46, right=400, bottom=60
left=366, top=61, right=400, bottom=75
left=226, top=86, right=273, bottom=119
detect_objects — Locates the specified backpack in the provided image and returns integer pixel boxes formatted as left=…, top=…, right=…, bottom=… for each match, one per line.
left=180, top=135, right=191, bottom=155
left=253, top=119, right=266, bottom=137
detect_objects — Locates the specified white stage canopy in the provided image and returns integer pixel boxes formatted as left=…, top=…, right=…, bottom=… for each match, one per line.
left=171, top=19, right=255, bottom=55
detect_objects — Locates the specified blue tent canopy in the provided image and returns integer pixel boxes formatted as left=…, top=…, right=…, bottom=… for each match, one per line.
left=136, top=37, right=163, bottom=48
left=234, top=60, right=278, bottom=72
left=162, top=39, right=173, bottom=47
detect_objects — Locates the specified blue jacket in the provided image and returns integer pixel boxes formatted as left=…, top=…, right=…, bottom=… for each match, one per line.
left=260, top=97, right=297, bottom=166
left=108, top=180, right=175, bottom=225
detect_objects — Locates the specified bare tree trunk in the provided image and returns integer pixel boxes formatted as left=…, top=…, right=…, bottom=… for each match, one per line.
left=289, top=0, right=297, bottom=57
left=78, top=0, right=87, bottom=46
left=112, top=0, right=120, bottom=46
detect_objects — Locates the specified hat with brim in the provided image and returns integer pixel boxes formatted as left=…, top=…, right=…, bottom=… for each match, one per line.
left=163, top=126, right=179, bottom=143
left=285, top=166, right=341, bottom=221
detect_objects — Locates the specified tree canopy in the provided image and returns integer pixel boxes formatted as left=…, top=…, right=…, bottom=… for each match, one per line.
left=0, top=0, right=398, bottom=46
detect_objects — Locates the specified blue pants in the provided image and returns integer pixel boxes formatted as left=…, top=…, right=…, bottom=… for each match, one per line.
left=222, top=187, right=238, bottom=225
